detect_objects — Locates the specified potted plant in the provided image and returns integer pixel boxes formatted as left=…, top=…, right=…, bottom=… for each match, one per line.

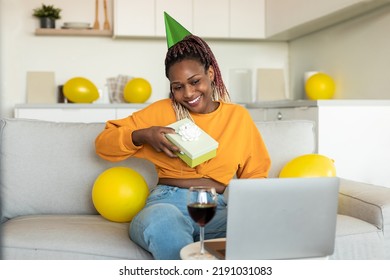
left=33, top=4, right=62, bottom=29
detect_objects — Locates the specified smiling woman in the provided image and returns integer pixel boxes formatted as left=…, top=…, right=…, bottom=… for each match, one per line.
left=168, top=59, right=217, bottom=115
left=94, top=12, right=271, bottom=260
left=165, top=34, right=230, bottom=120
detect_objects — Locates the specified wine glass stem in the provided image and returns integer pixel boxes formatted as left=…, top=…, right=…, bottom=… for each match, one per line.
left=200, top=226, right=205, bottom=255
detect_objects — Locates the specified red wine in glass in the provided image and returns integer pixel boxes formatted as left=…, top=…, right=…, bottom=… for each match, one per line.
left=187, top=203, right=217, bottom=227
left=187, top=186, right=217, bottom=259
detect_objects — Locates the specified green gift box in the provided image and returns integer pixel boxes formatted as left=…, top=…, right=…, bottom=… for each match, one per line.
left=166, top=118, right=219, bottom=168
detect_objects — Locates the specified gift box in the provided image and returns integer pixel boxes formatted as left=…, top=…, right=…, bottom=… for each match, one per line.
left=166, top=118, right=219, bottom=168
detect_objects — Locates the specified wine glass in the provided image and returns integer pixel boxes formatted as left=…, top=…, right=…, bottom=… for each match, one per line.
left=187, top=186, right=217, bottom=259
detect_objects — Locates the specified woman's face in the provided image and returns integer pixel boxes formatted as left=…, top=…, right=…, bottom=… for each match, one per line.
left=168, top=59, right=216, bottom=114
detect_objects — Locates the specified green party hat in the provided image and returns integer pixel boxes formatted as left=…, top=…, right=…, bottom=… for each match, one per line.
left=164, top=12, right=191, bottom=49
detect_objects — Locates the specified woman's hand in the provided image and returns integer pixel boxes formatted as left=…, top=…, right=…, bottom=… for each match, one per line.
left=132, top=126, right=181, bottom=158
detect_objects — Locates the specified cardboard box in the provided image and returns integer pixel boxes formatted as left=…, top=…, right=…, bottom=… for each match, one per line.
left=166, top=118, right=218, bottom=168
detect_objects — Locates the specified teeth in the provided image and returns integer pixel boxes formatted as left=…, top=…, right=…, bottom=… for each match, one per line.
left=188, top=96, right=201, bottom=104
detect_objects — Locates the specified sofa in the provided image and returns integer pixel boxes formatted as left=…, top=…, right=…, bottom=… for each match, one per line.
left=1, top=117, right=389, bottom=260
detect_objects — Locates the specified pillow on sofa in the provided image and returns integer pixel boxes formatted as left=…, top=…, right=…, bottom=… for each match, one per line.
left=255, top=120, right=316, bottom=178
left=0, top=118, right=158, bottom=221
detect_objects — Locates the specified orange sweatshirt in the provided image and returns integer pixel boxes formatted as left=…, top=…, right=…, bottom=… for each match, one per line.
left=95, top=99, right=271, bottom=185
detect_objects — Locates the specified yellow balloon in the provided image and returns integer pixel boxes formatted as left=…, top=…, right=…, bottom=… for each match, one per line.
left=92, top=167, right=149, bottom=222
left=279, top=154, right=336, bottom=178
left=63, top=77, right=99, bottom=103
left=123, top=78, right=152, bottom=103
left=305, top=73, right=335, bottom=100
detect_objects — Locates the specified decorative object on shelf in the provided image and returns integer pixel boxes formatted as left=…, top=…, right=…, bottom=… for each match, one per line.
left=63, top=77, right=99, bottom=103
left=123, top=78, right=152, bottom=103
left=93, top=0, right=100, bottom=29
left=229, top=68, right=252, bottom=103
left=106, top=75, right=132, bottom=103
left=61, top=22, right=91, bottom=30
left=26, top=71, right=56, bottom=104
left=103, top=0, right=111, bottom=30
left=279, top=154, right=336, bottom=178
left=305, top=72, right=336, bottom=100
left=32, top=4, right=61, bottom=29
left=34, top=28, right=112, bottom=37
left=256, top=68, right=286, bottom=102
left=57, top=85, right=66, bottom=103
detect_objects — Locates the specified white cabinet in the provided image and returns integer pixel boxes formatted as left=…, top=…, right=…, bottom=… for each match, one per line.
left=155, top=0, right=193, bottom=37
left=193, top=0, right=230, bottom=38
left=114, top=0, right=155, bottom=37
left=248, top=105, right=317, bottom=123
left=248, top=100, right=390, bottom=188
left=315, top=104, right=390, bottom=189
left=193, top=0, right=266, bottom=39
left=266, top=0, right=390, bottom=40
left=114, top=0, right=266, bottom=39
left=114, top=0, right=194, bottom=38
left=14, top=104, right=147, bottom=123
left=114, top=0, right=388, bottom=40
left=230, top=0, right=265, bottom=39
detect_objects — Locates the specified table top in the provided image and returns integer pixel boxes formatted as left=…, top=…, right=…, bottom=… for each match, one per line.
left=180, top=238, right=225, bottom=260
left=180, top=238, right=329, bottom=260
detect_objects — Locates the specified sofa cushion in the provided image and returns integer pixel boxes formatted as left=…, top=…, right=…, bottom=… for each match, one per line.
left=255, top=120, right=316, bottom=178
left=1, top=214, right=153, bottom=260
left=0, top=118, right=158, bottom=220
left=338, top=178, right=390, bottom=231
left=331, top=214, right=385, bottom=259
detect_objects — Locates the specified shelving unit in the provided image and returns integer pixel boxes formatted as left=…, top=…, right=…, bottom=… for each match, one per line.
left=14, top=103, right=148, bottom=123
left=35, top=28, right=112, bottom=37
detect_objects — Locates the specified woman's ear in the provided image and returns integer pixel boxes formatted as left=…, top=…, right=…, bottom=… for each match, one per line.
left=207, top=65, right=215, bottom=81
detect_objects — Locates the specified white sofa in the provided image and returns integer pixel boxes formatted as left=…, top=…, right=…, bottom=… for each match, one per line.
left=1, top=117, right=389, bottom=259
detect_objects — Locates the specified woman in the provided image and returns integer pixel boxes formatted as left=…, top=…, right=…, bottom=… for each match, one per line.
left=95, top=34, right=271, bottom=260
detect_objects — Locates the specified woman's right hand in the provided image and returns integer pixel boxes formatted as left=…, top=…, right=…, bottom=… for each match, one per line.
left=132, top=126, right=181, bottom=158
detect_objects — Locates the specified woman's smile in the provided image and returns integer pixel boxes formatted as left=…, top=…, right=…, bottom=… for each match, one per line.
left=187, top=95, right=202, bottom=106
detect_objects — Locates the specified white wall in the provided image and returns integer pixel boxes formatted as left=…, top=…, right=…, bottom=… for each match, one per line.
left=289, top=5, right=390, bottom=100
left=0, top=0, right=288, bottom=117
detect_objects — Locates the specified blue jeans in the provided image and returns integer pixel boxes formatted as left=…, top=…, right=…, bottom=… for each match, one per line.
left=129, top=185, right=227, bottom=260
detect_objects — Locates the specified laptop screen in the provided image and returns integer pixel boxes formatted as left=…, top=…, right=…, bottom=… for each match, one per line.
left=223, top=177, right=339, bottom=260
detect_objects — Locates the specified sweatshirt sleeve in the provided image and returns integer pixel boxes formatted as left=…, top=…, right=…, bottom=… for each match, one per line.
left=95, top=99, right=177, bottom=162
left=236, top=115, right=271, bottom=179
left=95, top=116, right=143, bottom=162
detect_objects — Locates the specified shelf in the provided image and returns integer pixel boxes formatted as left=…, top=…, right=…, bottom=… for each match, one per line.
left=14, top=103, right=150, bottom=109
left=35, top=28, right=113, bottom=37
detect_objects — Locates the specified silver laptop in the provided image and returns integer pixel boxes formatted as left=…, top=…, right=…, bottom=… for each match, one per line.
left=206, top=177, right=340, bottom=260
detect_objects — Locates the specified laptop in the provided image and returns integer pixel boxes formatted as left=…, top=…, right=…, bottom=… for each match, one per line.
left=205, top=177, right=340, bottom=260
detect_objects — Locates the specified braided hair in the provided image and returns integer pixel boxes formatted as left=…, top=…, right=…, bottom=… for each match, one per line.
left=165, top=35, right=231, bottom=120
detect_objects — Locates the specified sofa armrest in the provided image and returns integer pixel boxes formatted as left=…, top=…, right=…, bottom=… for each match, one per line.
left=338, top=178, right=390, bottom=234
